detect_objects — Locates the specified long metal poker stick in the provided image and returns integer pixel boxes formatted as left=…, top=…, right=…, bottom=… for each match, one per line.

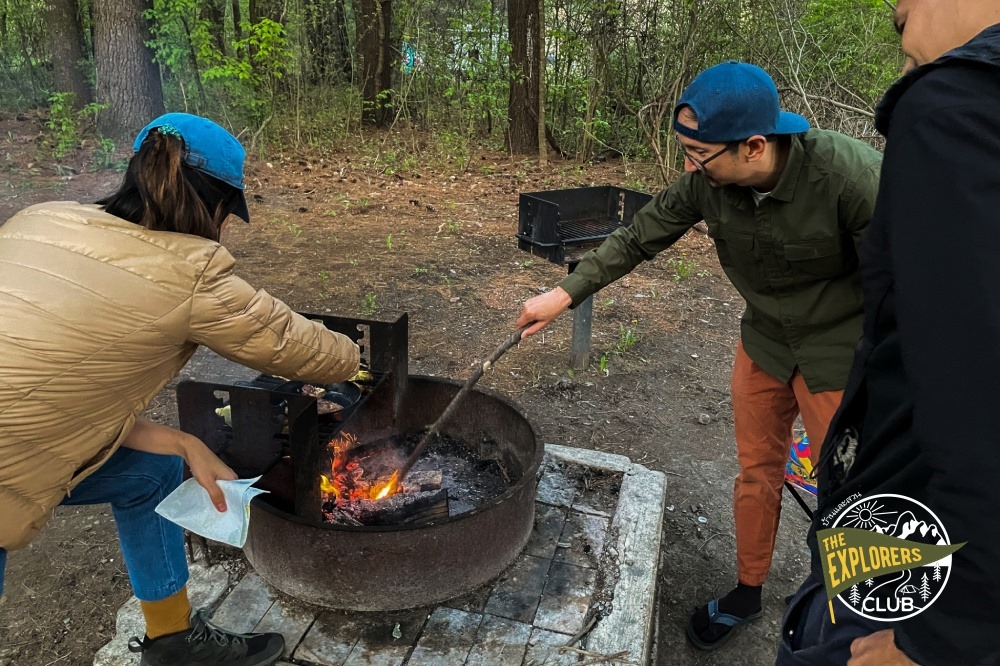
left=395, top=327, right=528, bottom=485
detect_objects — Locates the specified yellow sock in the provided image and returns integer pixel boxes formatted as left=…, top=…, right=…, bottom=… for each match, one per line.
left=140, top=586, right=192, bottom=639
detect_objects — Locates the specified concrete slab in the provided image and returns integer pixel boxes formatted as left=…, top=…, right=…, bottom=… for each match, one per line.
left=585, top=460, right=667, bottom=665
left=482, top=554, right=550, bottom=624
left=465, top=615, right=532, bottom=666
left=534, top=562, right=597, bottom=634
left=523, top=627, right=579, bottom=666
left=407, top=607, right=481, bottom=665
left=96, top=444, right=667, bottom=665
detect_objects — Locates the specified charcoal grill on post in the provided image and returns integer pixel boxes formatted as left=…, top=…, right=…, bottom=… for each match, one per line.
left=517, top=186, right=652, bottom=368
left=176, top=313, right=542, bottom=611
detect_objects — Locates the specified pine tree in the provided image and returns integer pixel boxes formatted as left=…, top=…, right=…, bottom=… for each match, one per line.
left=849, top=584, right=861, bottom=606
left=865, top=578, right=874, bottom=587
left=933, top=565, right=942, bottom=582
left=919, top=572, right=931, bottom=601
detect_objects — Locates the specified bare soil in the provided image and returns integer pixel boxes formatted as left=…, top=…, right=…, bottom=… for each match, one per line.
left=0, top=112, right=814, bottom=666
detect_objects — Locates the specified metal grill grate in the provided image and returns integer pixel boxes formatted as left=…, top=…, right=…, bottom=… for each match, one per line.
left=517, top=186, right=652, bottom=265
left=556, top=217, right=627, bottom=243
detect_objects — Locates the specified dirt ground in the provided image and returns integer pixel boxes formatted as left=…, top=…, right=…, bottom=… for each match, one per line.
left=0, top=112, right=815, bottom=666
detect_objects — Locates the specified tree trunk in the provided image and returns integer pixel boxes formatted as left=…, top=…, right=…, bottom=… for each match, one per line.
left=536, top=0, right=546, bottom=165
left=247, top=0, right=283, bottom=86
left=46, top=0, right=94, bottom=108
left=333, top=0, right=350, bottom=77
left=249, top=0, right=282, bottom=25
left=203, top=0, right=227, bottom=56
left=356, top=0, right=395, bottom=127
left=507, top=0, right=539, bottom=153
left=231, top=0, right=243, bottom=44
left=377, top=0, right=394, bottom=126
left=93, top=0, right=164, bottom=138
left=305, top=0, right=350, bottom=83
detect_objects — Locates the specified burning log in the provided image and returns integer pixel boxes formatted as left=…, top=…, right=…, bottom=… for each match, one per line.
left=403, top=470, right=442, bottom=492
left=322, top=470, right=447, bottom=526
left=319, top=426, right=454, bottom=525
left=344, top=488, right=450, bottom=526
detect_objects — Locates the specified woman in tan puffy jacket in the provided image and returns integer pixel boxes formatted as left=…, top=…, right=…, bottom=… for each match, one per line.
left=0, top=113, right=360, bottom=666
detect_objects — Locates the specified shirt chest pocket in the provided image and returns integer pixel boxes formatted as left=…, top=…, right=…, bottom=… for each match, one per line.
left=712, top=229, right=759, bottom=280
left=783, top=235, right=849, bottom=278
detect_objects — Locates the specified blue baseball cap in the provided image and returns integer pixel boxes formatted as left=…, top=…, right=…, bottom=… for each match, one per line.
left=673, top=61, right=809, bottom=143
left=133, top=112, right=250, bottom=222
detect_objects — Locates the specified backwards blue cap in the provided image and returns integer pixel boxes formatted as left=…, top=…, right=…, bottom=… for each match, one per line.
left=673, top=61, right=809, bottom=143
left=133, top=112, right=250, bottom=222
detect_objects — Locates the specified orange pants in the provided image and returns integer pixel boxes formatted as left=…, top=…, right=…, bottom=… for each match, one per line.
left=731, top=341, right=842, bottom=586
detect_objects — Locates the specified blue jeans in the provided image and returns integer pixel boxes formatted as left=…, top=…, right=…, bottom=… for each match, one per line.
left=0, top=446, right=189, bottom=601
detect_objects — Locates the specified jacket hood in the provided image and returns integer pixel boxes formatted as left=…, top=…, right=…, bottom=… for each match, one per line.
left=876, top=22, right=1000, bottom=135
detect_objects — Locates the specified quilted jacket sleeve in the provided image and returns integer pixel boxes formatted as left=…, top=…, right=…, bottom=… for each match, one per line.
left=187, top=245, right=360, bottom=383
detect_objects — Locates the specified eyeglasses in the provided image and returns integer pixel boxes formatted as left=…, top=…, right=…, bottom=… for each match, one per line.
left=675, top=138, right=732, bottom=173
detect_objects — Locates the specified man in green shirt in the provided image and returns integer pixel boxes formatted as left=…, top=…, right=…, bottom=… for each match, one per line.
left=516, top=61, right=882, bottom=650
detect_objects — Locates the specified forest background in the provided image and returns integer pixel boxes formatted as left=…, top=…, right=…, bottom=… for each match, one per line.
left=1, top=0, right=901, bottom=180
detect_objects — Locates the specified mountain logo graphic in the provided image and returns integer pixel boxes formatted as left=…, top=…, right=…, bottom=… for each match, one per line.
left=827, top=493, right=956, bottom=621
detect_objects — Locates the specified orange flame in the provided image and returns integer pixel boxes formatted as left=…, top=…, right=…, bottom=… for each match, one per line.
left=371, top=471, right=400, bottom=500
left=320, top=432, right=401, bottom=505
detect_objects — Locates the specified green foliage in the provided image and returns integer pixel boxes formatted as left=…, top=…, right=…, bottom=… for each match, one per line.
left=666, top=253, right=699, bottom=282
left=802, top=0, right=902, bottom=101
left=93, top=137, right=126, bottom=171
left=45, top=93, right=105, bottom=159
left=360, top=292, right=377, bottom=315
left=615, top=321, right=640, bottom=354
left=146, top=0, right=292, bottom=123
left=7, top=0, right=903, bottom=164
left=0, top=0, right=49, bottom=108
left=595, top=319, right=640, bottom=374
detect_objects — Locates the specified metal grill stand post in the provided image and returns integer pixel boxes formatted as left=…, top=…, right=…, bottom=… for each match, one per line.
left=568, top=261, right=593, bottom=370
left=516, top=186, right=653, bottom=373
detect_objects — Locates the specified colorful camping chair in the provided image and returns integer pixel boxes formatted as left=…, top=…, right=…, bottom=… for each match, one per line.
left=784, top=432, right=816, bottom=518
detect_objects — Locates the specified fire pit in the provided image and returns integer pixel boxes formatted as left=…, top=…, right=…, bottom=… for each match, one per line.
left=177, top=314, right=542, bottom=611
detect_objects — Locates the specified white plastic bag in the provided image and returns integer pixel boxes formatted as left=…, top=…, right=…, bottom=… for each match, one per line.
left=154, top=476, right=268, bottom=548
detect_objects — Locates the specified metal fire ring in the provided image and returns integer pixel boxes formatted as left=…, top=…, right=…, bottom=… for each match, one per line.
left=244, top=375, right=541, bottom=611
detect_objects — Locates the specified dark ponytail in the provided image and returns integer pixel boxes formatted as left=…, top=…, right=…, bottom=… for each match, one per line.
left=97, top=130, right=242, bottom=241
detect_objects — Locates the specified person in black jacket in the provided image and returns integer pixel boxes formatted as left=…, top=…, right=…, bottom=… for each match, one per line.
left=778, top=2, right=1000, bottom=665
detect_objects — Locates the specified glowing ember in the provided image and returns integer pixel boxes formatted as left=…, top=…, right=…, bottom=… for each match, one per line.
left=320, top=431, right=400, bottom=505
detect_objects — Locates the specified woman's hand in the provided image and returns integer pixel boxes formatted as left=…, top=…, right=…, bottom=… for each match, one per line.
left=183, top=440, right=238, bottom=512
left=122, top=418, right=237, bottom=512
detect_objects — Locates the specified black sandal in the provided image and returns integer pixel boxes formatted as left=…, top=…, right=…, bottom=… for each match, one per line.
left=685, top=598, right=763, bottom=650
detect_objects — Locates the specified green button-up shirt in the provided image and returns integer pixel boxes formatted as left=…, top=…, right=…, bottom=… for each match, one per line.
left=560, top=129, right=882, bottom=392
